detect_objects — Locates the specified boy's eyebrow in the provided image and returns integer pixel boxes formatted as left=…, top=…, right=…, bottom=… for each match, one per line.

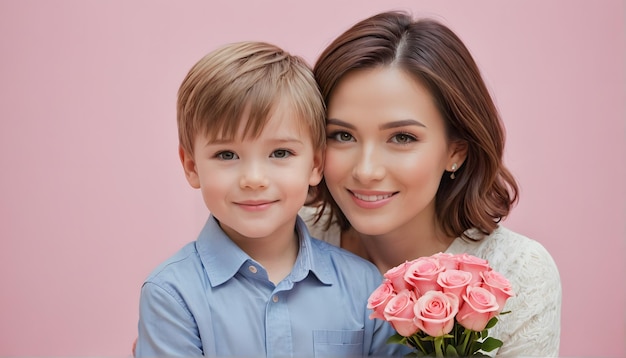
left=204, top=138, right=232, bottom=145
left=270, top=137, right=306, bottom=145
left=204, top=137, right=305, bottom=145
left=327, top=118, right=426, bottom=129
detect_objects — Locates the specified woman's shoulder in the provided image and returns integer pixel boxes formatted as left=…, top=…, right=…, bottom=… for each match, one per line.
left=298, top=206, right=342, bottom=247
left=484, top=225, right=549, bottom=254
left=448, top=225, right=560, bottom=282
left=490, top=226, right=557, bottom=264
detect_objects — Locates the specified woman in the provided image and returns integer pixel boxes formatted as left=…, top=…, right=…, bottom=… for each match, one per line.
left=300, top=10, right=561, bottom=356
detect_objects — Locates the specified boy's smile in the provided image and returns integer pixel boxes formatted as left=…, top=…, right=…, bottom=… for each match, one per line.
left=234, top=199, right=279, bottom=212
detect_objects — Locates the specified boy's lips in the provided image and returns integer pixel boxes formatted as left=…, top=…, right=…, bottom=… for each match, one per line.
left=235, top=199, right=278, bottom=211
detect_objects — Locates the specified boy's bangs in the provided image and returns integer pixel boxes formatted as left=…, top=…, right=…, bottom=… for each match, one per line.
left=203, top=84, right=281, bottom=142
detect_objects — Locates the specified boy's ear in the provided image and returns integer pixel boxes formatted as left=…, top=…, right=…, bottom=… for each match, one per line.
left=448, top=139, right=468, bottom=169
left=179, top=145, right=200, bottom=189
left=308, top=148, right=324, bottom=186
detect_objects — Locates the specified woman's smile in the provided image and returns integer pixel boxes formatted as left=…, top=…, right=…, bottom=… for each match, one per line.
left=348, top=189, right=396, bottom=209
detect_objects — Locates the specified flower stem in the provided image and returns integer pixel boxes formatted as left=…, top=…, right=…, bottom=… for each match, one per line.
left=407, top=336, right=425, bottom=355
left=458, top=328, right=471, bottom=356
left=434, top=336, right=445, bottom=358
left=467, top=331, right=478, bottom=355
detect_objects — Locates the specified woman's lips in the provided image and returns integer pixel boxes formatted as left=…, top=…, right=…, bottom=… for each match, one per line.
left=348, top=190, right=396, bottom=209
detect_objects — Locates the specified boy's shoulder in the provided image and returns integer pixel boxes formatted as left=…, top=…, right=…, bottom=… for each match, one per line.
left=144, top=241, right=201, bottom=285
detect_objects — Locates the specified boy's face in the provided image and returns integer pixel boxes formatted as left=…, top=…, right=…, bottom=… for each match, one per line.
left=180, top=105, right=323, bottom=242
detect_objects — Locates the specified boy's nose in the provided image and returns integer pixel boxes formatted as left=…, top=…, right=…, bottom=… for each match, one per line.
left=239, top=162, right=269, bottom=189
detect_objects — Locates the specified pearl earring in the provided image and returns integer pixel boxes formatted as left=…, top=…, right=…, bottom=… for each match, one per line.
left=450, top=163, right=458, bottom=179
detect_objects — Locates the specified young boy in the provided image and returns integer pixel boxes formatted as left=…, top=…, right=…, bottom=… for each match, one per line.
left=135, top=41, right=405, bottom=357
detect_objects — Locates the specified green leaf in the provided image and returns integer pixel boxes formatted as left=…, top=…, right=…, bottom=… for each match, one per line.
left=484, top=316, right=499, bottom=329
left=478, top=337, right=503, bottom=352
left=445, top=344, right=460, bottom=357
left=387, top=333, right=407, bottom=345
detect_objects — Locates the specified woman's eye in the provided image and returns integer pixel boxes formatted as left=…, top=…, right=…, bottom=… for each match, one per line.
left=271, top=149, right=292, bottom=158
left=329, top=131, right=355, bottom=142
left=391, top=133, right=417, bottom=144
left=216, top=151, right=238, bottom=160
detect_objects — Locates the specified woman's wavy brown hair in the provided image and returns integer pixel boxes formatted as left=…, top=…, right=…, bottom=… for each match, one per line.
left=309, top=11, right=519, bottom=240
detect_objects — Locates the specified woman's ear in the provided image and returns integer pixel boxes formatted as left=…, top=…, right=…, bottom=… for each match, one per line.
left=179, top=145, right=200, bottom=189
left=448, top=139, right=468, bottom=170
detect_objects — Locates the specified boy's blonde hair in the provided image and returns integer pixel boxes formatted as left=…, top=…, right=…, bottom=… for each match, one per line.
left=177, top=41, right=326, bottom=156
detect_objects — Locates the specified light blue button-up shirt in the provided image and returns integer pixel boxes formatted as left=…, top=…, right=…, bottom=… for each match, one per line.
left=137, top=215, right=408, bottom=357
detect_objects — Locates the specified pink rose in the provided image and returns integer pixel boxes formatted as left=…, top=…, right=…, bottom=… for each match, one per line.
left=367, top=280, right=395, bottom=320
left=437, top=269, right=472, bottom=298
left=413, top=291, right=459, bottom=337
left=480, top=270, right=514, bottom=314
left=384, top=261, right=411, bottom=291
left=404, top=257, right=444, bottom=295
left=432, top=252, right=459, bottom=270
left=455, top=253, right=490, bottom=285
left=383, top=289, right=420, bottom=337
left=457, top=285, right=499, bottom=331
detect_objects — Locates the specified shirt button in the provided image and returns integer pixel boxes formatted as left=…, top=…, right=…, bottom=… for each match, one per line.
left=248, top=265, right=257, bottom=274
left=272, top=295, right=279, bottom=303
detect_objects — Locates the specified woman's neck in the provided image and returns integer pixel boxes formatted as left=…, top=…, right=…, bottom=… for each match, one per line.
left=343, top=223, right=455, bottom=274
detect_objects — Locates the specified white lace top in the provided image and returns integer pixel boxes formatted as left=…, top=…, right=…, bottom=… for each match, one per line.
left=300, top=206, right=562, bottom=357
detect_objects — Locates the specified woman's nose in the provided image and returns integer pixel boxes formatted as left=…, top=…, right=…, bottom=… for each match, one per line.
left=352, top=145, right=385, bottom=183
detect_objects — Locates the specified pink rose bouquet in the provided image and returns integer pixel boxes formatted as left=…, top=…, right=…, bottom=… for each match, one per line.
left=368, top=253, right=514, bottom=357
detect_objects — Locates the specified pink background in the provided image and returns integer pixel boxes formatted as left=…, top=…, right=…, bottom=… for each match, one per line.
left=0, top=1, right=624, bottom=356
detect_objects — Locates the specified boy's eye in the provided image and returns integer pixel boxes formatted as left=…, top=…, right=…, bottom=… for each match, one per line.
left=391, top=133, right=417, bottom=144
left=271, top=149, right=292, bottom=158
left=329, top=131, right=355, bottom=142
left=216, top=151, right=238, bottom=160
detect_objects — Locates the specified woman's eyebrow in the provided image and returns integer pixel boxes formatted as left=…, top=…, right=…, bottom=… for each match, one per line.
left=327, top=118, right=426, bottom=130
left=326, top=118, right=356, bottom=129
left=380, top=119, right=426, bottom=130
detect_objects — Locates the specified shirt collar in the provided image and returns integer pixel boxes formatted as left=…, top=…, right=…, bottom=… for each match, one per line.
left=291, top=215, right=333, bottom=285
left=195, top=215, right=334, bottom=287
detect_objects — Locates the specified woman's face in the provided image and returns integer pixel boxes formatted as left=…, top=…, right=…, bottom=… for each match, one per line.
left=324, top=66, right=464, bottom=236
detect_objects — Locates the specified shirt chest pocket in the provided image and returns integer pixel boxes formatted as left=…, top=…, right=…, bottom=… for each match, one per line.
left=313, top=329, right=364, bottom=357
